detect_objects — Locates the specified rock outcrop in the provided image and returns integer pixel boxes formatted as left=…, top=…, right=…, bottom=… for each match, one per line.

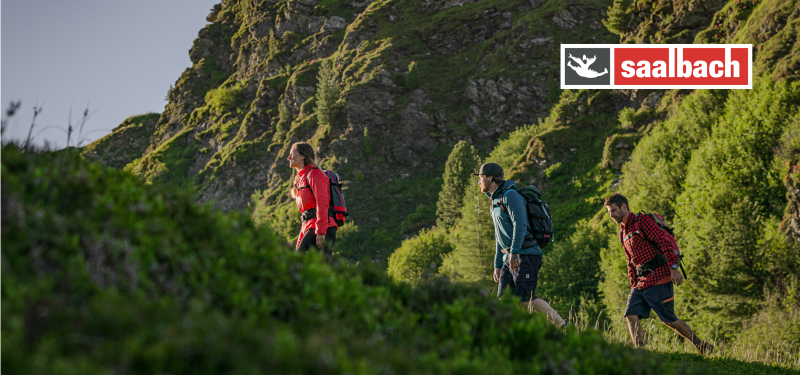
left=85, top=0, right=616, bottom=255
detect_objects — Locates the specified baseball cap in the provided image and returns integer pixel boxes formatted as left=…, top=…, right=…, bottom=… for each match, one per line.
left=471, top=162, right=503, bottom=177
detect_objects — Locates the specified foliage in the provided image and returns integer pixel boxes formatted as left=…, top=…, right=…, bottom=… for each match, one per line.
left=620, top=89, right=730, bottom=219
left=602, top=0, right=633, bottom=35
left=436, top=141, right=481, bottom=229
left=673, top=79, right=800, bottom=339
left=315, top=59, right=342, bottom=129
left=537, top=220, right=611, bottom=320
left=597, top=224, right=631, bottom=322
left=205, top=82, right=243, bottom=115
left=441, top=179, right=496, bottom=289
left=405, top=61, right=421, bottom=90
left=735, top=277, right=800, bottom=358
left=600, top=133, right=640, bottom=169
left=1, top=145, right=681, bottom=374
left=387, top=227, right=455, bottom=284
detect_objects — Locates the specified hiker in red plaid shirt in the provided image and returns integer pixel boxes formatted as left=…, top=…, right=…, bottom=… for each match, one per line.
left=605, top=193, right=713, bottom=355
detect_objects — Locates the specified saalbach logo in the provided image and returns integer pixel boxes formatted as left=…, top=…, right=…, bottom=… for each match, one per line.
left=561, top=44, right=752, bottom=89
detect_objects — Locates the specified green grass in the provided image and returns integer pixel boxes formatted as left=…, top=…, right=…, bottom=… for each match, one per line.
left=565, top=309, right=800, bottom=374
left=4, top=144, right=692, bottom=375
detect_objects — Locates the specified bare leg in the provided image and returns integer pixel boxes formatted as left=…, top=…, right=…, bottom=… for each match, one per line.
left=524, top=298, right=565, bottom=326
left=625, top=315, right=645, bottom=347
left=663, top=319, right=713, bottom=354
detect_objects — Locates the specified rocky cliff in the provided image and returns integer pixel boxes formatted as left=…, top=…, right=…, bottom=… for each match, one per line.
left=85, top=0, right=616, bottom=256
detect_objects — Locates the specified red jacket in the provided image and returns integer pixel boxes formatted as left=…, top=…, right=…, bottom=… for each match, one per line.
left=294, top=164, right=335, bottom=247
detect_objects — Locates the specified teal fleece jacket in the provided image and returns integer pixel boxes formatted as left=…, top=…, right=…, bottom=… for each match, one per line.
left=486, top=180, right=542, bottom=269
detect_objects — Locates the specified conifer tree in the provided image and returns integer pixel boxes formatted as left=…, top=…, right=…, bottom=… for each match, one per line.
left=436, top=141, right=481, bottom=229
left=315, top=59, right=341, bottom=129
left=440, top=179, right=496, bottom=288
left=601, top=0, right=632, bottom=35
left=273, top=101, right=292, bottom=141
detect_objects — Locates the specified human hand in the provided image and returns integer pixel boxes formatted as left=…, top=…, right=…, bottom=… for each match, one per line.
left=670, top=268, right=683, bottom=286
left=493, top=268, right=501, bottom=283
left=316, top=234, right=327, bottom=249
left=510, top=253, right=520, bottom=272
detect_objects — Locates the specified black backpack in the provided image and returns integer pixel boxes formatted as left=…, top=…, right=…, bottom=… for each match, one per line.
left=496, top=185, right=554, bottom=248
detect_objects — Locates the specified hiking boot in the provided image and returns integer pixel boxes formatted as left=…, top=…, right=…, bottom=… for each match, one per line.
left=696, top=341, right=714, bottom=355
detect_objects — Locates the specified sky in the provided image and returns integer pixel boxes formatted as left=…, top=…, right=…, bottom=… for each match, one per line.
left=1, top=0, right=220, bottom=149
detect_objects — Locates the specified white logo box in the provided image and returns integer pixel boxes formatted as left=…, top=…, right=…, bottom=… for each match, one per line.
left=561, top=44, right=753, bottom=90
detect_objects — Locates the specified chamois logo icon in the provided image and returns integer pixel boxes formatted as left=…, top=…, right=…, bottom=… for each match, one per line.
left=563, top=47, right=611, bottom=86
left=567, top=53, right=608, bottom=78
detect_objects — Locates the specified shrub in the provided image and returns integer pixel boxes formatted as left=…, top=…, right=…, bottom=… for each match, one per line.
left=620, top=89, right=729, bottom=219
left=387, top=228, right=455, bottom=284
left=675, top=79, right=800, bottom=339
left=538, top=220, right=611, bottom=320
left=736, top=278, right=800, bottom=357
left=204, top=83, right=243, bottom=115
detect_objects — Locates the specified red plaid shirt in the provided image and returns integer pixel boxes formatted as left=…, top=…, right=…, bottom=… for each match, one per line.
left=618, top=213, right=680, bottom=289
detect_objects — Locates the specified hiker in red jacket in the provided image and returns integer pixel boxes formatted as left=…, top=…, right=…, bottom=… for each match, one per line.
left=288, top=142, right=337, bottom=254
left=605, top=193, right=713, bottom=355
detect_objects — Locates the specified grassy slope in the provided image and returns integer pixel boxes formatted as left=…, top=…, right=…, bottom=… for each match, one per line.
left=3, top=144, right=688, bottom=374
left=472, top=0, right=800, bottom=372
left=81, top=113, right=161, bottom=169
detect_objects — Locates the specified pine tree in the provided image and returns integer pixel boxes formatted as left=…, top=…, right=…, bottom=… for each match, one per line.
left=436, top=141, right=481, bottom=229
left=273, top=101, right=292, bottom=141
left=601, top=0, right=632, bottom=35
left=440, top=180, right=496, bottom=288
left=315, top=59, right=341, bottom=129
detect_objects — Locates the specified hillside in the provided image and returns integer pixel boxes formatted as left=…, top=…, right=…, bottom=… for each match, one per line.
left=475, top=0, right=800, bottom=366
left=83, top=0, right=618, bottom=258
left=77, top=0, right=800, bottom=369
left=3, top=144, right=681, bottom=374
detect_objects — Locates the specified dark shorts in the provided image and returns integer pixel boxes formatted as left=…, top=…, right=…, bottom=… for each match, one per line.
left=624, top=282, right=678, bottom=322
left=497, top=254, right=542, bottom=303
left=296, top=226, right=337, bottom=253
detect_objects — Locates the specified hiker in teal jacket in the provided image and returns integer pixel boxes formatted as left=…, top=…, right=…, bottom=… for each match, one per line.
left=488, top=179, right=542, bottom=269
left=473, top=162, right=567, bottom=327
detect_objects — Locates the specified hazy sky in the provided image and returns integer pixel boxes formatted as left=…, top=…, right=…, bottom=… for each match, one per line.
left=2, top=0, right=220, bottom=149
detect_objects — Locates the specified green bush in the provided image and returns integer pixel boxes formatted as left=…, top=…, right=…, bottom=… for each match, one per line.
left=620, top=89, right=729, bottom=219
left=205, top=82, right=243, bottom=115
left=387, top=228, right=455, bottom=284
left=538, top=220, right=611, bottom=320
left=675, top=79, right=800, bottom=339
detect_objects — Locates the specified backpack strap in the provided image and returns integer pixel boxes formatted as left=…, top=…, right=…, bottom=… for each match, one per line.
left=493, top=186, right=536, bottom=243
left=492, top=183, right=516, bottom=213
left=629, top=213, right=687, bottom=277
left=297, top=166, right=320, bottom=194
